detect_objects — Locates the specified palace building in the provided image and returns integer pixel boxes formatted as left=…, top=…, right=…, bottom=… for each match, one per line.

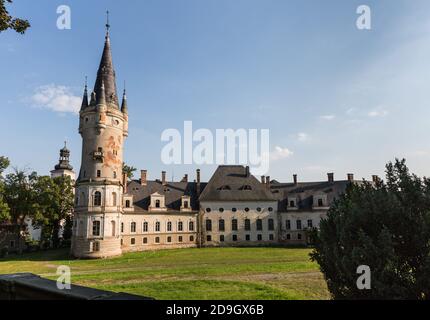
left=71, top=24, right=367, bottom=259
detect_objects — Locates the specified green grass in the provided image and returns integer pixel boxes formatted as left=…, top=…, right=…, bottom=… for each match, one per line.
left=0, top=247, right=330, bottom=300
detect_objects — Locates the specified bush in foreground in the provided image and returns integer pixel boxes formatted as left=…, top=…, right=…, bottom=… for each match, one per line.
left=310, top=159, right=430, bottom=300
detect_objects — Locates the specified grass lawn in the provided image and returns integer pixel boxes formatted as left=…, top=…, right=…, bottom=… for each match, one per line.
left=0, top=247, right=330, bottom=300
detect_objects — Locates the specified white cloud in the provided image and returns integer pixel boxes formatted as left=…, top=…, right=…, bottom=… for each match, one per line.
left=368, top=109, right=389, bottom=118
left=320, top=114, right=336, bottom=121
left=270, top=146, right=294, bottom=161
left=30, top=84, right=81, bottom=114
left=297, top=132, right=310, bottom=142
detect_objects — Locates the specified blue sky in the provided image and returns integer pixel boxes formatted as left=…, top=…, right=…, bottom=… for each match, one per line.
left=2, top=0, right=430, bottom=182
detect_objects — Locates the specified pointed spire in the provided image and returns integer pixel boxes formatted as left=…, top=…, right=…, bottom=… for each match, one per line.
left=93, top=11, right=119, bottom=109
left=80, top=76, right=89, bottom=111
left=121, top=85, right=128, bottom=113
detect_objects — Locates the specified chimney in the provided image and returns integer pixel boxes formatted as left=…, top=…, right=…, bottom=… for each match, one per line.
left=266, top=176, right=270, bottom=188
left=140, top=170, right=147, bottom=186
left=261, top=176, right=265, bottom=184
left=328, top=173, right=334, bottom=183
left=196, top=169, right=201, bottom=197
left=293, top=174, right=298, bottom=185
left=181, top=174, right=188, bottom=183
left=162, top=171, right=166, bottom=185
left=245, top=166, right=250, bottom=177
left=122, top=172, right=127, bottom=193
left=372, top=175, right=379, bottom=183
left=347, top=173, right=354, bottom=182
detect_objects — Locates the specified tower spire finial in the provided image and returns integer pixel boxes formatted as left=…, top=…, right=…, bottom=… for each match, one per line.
left=105, top=10, right=110, bottom=37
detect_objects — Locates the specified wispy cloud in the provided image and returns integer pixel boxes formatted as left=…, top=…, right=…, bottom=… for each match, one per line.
left=320, top=114, right=336, bottom=121
left=30, top=84, right=81, bottom=114
left=368, top=109, right=389, bottom=118
left=270, top=146, right=294, bottom=161
left=296, top=132, right=310, bottom=142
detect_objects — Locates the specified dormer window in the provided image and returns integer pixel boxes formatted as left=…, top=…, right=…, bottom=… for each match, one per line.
left=239, top=185, right=252, bottom=190
left=181, top=195, right=191, bottom=211
left=318, top=199, right=323, bottom=207
left=150, top=192, right=167, bottom=211
left=218, top=185, right=231, bottom=190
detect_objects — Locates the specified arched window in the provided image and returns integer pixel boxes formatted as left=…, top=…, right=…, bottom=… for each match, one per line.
left=143, top=222, right=148, bottom=232
left=178, top=221, right=183, bottom=231
left=167, top=221, right=172, bottom=232
left=156, top=221, right=160, bottom=232
left=256, top=219, right=263, bottom=231
left=112, top=192, right=117, bottom=206
left=130, top=222, right=136, bottom=233
left=155, top=199, right=161, bottom=208
left=93, top=191, right=102, bottom=206
left=189, top=221, right=194, bottom=231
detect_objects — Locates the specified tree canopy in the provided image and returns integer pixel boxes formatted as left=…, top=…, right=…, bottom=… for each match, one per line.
left=0, top=0, right=30, bottom=34
left=310, top=159, right=430, bottom=300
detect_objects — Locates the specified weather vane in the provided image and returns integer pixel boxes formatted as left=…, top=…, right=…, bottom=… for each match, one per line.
left=106, top=10, right=110, bottom=33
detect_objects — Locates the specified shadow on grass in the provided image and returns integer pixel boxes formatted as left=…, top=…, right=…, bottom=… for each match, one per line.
left=0, top=248, right=72, bottom=263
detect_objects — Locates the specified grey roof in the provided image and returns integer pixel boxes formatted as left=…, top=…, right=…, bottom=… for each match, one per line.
left=199, top=165, right=276, bottom=202
left=270, top=180, right=356, bottom=211
left=126, top=180, right=206, bottom=213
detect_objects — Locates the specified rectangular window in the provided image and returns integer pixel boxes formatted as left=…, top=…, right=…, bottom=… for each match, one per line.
left=289, top=200, right=295, bottom=207
left=190, top=235, right=194, bottom=242
left=179, top=236, right=183, bottom=242
left=246, top=234, right=250, bottom=241
left=220, top=235, right=225, bottom=242
left=256, top=219, right=263, bottom=231
left=232, top=234, right=237, bottom=241
left=167, top=236, right=172, bottom=243
left=93, top=241, right=100, bottom=252
left=219, top=219, right=225, bottom=232
left=10, top=240, right=15, bottom=248
left=231, top=219, right=238, bottom=231
left=156, top=222, right=160, bottom=232
left=286, top=220, right=291, bottom=230
left=131, top=238, right=135, bottom=245
left=268, top=219, right=274, bottom=231
left=143, top=222, right=148, bottom=232
left=296, top=220, right=302, bottom=230
left=245, top=219, right=251, bottom=231
left=298, top=233, right=302, bottom=240
left=206, top=219, right=212, bottom=232
left=269, top=234, right=274, bottom=241
left=155, top=237, right=160, bottom=243
left=257, top=234, right=262, bottom=241
left=206, top=235, right=212, bottom=242
left=318, top=198, right=324, bottom=207
left=143, top=237, right=148, bottom=244
left=131, top=222, right=136, bottom=233
left=97, top=170, right=101, bottom=178
left=307, top=219, right=313, bottom=228
left=286, top=234, right=291, bottom=240
left=92, top=221, right=101, bottom=236
left=121, top=222, right=124, bottom=233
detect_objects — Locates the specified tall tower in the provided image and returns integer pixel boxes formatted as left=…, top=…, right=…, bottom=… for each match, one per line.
left=72, top=18, right=128, bottom=258
left=50, top=142, right=76, bottom=180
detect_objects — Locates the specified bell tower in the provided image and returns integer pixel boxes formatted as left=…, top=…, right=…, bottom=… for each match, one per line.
left=72, top=16, right=128, bottom=258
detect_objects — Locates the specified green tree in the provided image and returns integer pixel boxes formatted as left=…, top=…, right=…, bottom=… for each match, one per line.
left=0, top=156, right=10, bottom=222
left=32, top=175, right=74, bottom=248
left=0, top=0, right=30, bottom=34
left=3, top=169, right=38, bottom=228
left=310, top=159, right=430, bottom=300
left=123, top=163, right=137, bottom=179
